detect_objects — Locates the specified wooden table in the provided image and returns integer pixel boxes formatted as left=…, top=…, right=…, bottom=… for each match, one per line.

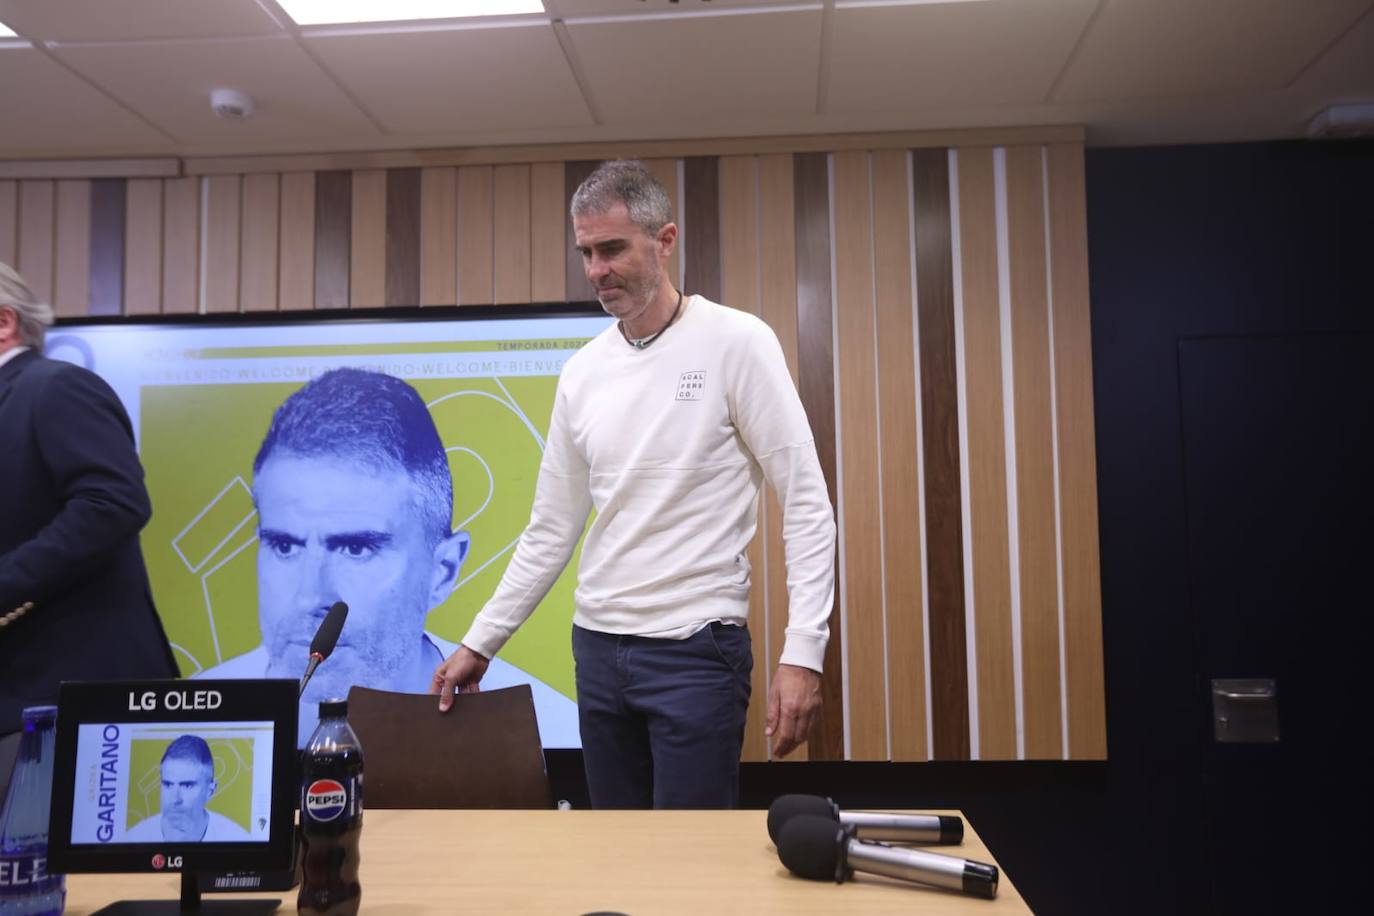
left=65, top=809, right=1029, bottom=914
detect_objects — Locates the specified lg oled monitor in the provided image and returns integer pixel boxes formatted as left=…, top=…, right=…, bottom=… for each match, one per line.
left=49, top=306, right=613, bottom=749
left=47, top=679, right=298, bottom=877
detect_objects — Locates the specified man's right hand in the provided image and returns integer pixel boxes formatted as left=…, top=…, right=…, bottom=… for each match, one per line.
left=430, top=644, right=490, bottom=712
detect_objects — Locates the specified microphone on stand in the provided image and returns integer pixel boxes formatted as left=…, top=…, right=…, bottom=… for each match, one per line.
left=777, top=815, right=998, bottom=899
left=767, top=794, right=963, bottom=845
left=298, top=601, right=349, bottom=698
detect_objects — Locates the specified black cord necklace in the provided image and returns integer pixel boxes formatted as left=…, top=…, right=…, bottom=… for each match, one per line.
left=619, top=289, right=684, bottom=350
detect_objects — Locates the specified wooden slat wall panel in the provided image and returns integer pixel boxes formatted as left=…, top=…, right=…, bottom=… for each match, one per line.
left=162, top=177, right=199, bottom=314
left=564, top=160, right=597, bottom=301
left=957, top=147, right=1018, bottom=759
left=123, top=179, right=163, bottom=315
left=1004, top=145, right=1063, bottom=759
left=718, top=155, right=768, bottom=764
left=240, top=173, right=280, bottom=312
left=314, top=170, right=351, bottom=309
left=529, top=162, right=565, bottom=302
left=420, top=167, right=457, bottom=306
left=1047, top=143, right=1108, bottom=759
left=716, top=169, right=757, bottom=308
left=643, top=158, right=681, bottom=288
left=793, top=151, right=844, bottom=761
left=683, top=157, right=720, bottom=302
left=278, top=173, right=315, bottom=311
left=0, top=181, right=16, bottom=266
left=872, top=149, right=927, bottom=762
left=457, top=165, right=494, bottom=305
left=493, top=164, right=531, bottom=305
left=203, top=176, right=241, bottom=313
left=717, top=161, right=758, bottom=307
left=52, top=180, right=91, bottom=318
left=89, top=179, right=125, bottom=317
left=913, top=149, right=970, bottom=761
left=832, top=151, right=887, bottom=760
left=18, top=180, right=55, bottom=305
left=386, top=168, right=421, bottom=307
left=350, top=169, right=386, bottom=309
left=758, top=153, right=805, bottom=761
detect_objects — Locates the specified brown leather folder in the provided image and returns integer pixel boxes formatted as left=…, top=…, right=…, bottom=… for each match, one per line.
left=345, top=684, right=554, bottom=810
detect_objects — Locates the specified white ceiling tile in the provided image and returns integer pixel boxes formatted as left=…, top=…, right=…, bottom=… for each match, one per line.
left=0, top=0, right=285, bottom=42
left=1055, top=0, right=1373, bottom=102
left=827, top=0, right=1097, bottom=113
left=51, top=37, right=379, bottom=143
left=0, top=45, right=170, bottom=152
left=566, top=6, right=822, bottom=122
left=1290, top=5, right=1374, bottom=102
left=2, top=0, right=1373, bottom=157
left=303, top=22, right=593, bottom=134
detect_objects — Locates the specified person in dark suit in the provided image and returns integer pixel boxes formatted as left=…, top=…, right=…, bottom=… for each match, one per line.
left=0, top=263, right=177, bottom=797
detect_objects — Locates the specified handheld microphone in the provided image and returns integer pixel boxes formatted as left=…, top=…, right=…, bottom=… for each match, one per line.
left=777, top=815, right=998, bottom=899
left=298, top=601, right=349, bottom=698
left=767, top=794, right=963, bottom=845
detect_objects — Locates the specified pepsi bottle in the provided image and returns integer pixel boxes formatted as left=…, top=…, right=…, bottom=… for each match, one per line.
left=0, top=706, right=64, bottom=916
left=298, top=699, right=362, bottom=916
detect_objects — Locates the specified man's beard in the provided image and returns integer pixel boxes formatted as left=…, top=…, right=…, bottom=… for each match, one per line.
left=162, top=808, right=204, bottom=839
left=265, top=641, right=412, bottom=702
left=598, top=260, right=663, bottom=320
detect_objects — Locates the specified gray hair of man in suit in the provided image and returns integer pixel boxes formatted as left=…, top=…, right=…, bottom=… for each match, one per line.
left=0, top=263, right=55, bottom=352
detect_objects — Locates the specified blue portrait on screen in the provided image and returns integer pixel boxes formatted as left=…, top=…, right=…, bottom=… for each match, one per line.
left=198, top=368, right=577, bottom=745
left=124, top=735, right=250, bottom=843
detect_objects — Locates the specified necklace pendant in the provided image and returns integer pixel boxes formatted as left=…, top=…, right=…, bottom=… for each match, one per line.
left=619, top=289, right=684, bottom=351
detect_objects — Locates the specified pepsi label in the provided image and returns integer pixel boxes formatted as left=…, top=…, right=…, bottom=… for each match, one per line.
left=304, top=777, right=353, bottom=823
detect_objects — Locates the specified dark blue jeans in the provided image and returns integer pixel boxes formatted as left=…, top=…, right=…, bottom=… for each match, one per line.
left=572, top=622, right=753, bottom=809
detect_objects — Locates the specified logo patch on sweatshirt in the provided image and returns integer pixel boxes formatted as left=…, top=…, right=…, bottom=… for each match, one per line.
left=676, top=370, right=706, bottom=401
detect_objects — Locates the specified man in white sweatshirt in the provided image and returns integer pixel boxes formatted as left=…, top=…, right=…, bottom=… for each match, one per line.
left=432, top=160, right=836, bottom=808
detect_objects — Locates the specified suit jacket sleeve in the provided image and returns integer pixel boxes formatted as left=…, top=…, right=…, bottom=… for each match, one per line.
left=0, top=365, right=152, bottom=611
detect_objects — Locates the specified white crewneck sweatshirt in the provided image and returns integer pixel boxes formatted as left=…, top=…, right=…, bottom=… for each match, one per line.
left=461, top=296, right=836, bottom=673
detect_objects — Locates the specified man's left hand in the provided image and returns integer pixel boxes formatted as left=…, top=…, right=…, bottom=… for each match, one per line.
left=766, top=664, right=822, bottom=758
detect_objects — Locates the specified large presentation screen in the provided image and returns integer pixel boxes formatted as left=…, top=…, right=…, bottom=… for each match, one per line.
left=48, top=309, right=612, bottom=748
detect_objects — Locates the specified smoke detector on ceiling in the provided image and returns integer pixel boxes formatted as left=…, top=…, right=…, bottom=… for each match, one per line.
left=1306, top=102, right=1374, bottom=139
left=210, top=88, right=256, bottom=121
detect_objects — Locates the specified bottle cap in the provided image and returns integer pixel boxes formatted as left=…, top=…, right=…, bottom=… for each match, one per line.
left=21, top=705, right=58, bottom=727
left=318, top=698, right=348, bottom=719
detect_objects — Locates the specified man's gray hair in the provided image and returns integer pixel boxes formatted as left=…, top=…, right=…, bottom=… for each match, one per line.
left=0, top=262, right=55, bottom=352
left=570, top=160, right=673, bottom=235
left=162, top=734, right=215, bottom=774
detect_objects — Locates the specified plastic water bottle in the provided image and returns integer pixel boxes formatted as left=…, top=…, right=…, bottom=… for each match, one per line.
left=298, top=699, right=362, bottom=916
left=0, top=706, right=64, bottom=916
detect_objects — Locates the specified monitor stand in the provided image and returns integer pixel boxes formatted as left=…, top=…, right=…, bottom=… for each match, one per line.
left=90, top=868, right=280, bottom=915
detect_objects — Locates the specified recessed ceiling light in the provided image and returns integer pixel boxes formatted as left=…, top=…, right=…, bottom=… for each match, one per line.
left=0, top=22, right=18, bottom=38
left=277, top=1, right=545, bottom=26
